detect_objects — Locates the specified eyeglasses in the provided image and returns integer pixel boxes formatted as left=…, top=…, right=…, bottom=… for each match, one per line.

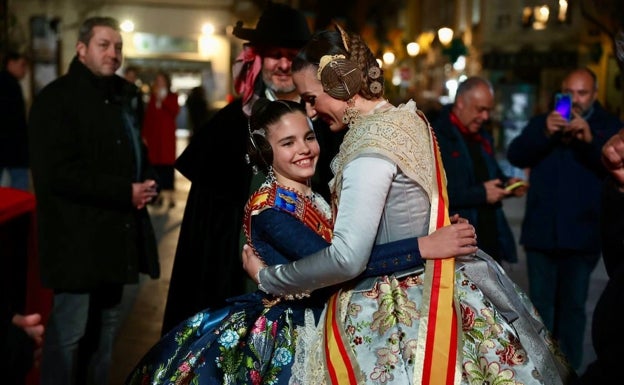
left=300, top=94, right=316, bottom=107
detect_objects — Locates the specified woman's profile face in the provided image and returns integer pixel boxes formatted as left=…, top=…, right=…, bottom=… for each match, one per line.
left=267, top=111, right=320, bottom=187
left=294, top=67, right=347, bottom=132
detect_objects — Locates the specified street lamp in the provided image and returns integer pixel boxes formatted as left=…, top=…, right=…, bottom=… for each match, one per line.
left=437, top=27, right=453, bottom=46
left=382, top=50, right=396, bottom=66
left=406, top=42, right=420, bottom=57
left=120, top=19, right=135, bottom=33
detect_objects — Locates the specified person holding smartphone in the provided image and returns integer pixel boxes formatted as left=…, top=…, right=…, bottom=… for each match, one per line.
left=433, top=76, right=527, bottom=266
left=507, top=67, right=622, bottom=371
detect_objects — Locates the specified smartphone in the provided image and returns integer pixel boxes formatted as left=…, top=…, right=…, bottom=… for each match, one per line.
left=505, top=181, right=527, bottom=192
left=554, top=93, right=572, bottom=121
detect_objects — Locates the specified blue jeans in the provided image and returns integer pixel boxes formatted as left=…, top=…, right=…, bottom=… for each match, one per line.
left=41, top=287, right=123, bottom=385
left=526, top=249, right=600, bottom=370
left=0, top=167, right=29, bottom=191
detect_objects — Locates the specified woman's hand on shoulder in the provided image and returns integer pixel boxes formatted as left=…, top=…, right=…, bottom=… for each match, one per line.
left=418, top=222, right=478, bottom=259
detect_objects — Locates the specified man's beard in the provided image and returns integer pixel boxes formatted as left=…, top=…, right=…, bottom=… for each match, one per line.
left=263, top=72, right=296, bottom=95
left=266, top=80, right=296, bottom=95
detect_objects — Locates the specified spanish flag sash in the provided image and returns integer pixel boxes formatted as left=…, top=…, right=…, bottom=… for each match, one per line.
left=412, top=125, right=460, bottom=385
left=323, top=112, right=460, bottom=385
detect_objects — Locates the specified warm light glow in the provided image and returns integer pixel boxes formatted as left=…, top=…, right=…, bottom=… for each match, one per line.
left=199, top=35, right=218, bottom=57
left=453, top=55, right=466, bottom=71
left=201, top=23, right=215, bottom=35
left=199, top=23, right=218, bottom=57
left=534, top=6, right=550, bottom=22
left=382, top=51, right=396, bottom=66
left=392, top=71, right=401, bottom=86
left=522, top=7, right=533, bottom=25
left=558, top=0, right=568, bottom=22
left=406, top=42, right=420, bottom=57
left=376, top=58, right=383, bottom=67
left=416, top=31, right=436, bottom=53
left=120, top=20, right=135, bottom=33
left=533, top=5, right=549, bottom=30
left=446, top=78, right=459, bottom=101
left=437, top=27, right=454, bottom=46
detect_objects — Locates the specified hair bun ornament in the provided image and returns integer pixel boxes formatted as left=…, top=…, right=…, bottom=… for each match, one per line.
left=317, top=54, right=346, bottom=80
left=369, top=81, right=383, bottom=95
left=319, top=57, right=363, bottom=101
left=368, top=66, right=381, bottom=80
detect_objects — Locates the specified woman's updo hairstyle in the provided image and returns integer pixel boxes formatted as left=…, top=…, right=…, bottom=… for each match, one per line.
left=293, top=25, right=384, bottom=101
left=247, top=98, right=308, bottom=175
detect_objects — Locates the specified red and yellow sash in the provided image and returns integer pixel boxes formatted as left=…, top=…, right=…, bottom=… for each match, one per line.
left=324, top=111, right=460, bottom=385
left=414, top=126, right=459, bottom=385
left=325, top=293, right=359, bottom=384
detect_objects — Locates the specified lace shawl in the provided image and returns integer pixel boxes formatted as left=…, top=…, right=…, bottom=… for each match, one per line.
left=329, top=100, right=435, bottom=204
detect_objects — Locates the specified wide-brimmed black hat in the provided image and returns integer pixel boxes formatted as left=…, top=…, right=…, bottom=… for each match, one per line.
left=232, top=2, right=311, bottom=48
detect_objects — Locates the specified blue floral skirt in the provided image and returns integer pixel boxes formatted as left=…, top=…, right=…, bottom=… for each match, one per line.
left=125, top=291, right=327, bottom=385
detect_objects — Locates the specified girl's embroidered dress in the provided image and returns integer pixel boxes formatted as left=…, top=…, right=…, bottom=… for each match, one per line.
left=125, top=182, right=335, bottom=385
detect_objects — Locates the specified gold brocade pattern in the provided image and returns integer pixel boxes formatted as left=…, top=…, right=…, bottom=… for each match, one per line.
left=329, top=100, right=435, bottom=202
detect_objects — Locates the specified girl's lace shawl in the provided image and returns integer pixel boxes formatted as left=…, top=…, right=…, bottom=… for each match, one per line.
left=328, top=100, right=435, bottom=203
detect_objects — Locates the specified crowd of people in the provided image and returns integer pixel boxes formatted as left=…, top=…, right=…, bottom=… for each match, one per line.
left=2, top=1, right=624, bottom=385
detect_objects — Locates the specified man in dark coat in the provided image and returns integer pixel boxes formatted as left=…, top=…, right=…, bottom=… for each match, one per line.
left=161, top=2, right=342, bottom=335
left=433, top=77, right=525, bottom=265
left=507, top=67, right=622, bottom=369
left=28, top=16, right=160, bottom=385
left=0, top=51, right=30, bottom=190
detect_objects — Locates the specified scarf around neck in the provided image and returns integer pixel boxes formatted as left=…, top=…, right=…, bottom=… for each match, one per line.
left=450, top=112, right=492, bottom=155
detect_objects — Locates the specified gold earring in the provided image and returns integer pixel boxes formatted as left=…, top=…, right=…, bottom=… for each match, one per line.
left=342, top=99, right=360, bottom=125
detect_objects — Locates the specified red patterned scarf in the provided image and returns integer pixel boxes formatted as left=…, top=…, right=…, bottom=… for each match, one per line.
left=450, top=112, right=492, bottom=155
left=232, top=43, right=262, bottom=116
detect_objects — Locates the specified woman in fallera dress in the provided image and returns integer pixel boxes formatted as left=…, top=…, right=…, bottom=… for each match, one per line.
left=242, top=26, right=575, bottom=385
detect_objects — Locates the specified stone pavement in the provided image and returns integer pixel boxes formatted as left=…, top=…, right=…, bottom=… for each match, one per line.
left=501, top=193, right=608, bottom=375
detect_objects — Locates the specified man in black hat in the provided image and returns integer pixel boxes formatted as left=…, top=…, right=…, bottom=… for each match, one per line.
left=160, top=2, right=340, bottom=335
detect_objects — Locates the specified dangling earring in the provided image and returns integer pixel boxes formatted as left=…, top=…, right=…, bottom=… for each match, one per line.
left=265, top=166, right=276, bottom=184
left=342, top=98, right=360, bottom=125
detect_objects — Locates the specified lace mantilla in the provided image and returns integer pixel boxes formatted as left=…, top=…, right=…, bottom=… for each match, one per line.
left=289, top=309, right=327, bottom=385
left=329, top=100, right=435, bottom=203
